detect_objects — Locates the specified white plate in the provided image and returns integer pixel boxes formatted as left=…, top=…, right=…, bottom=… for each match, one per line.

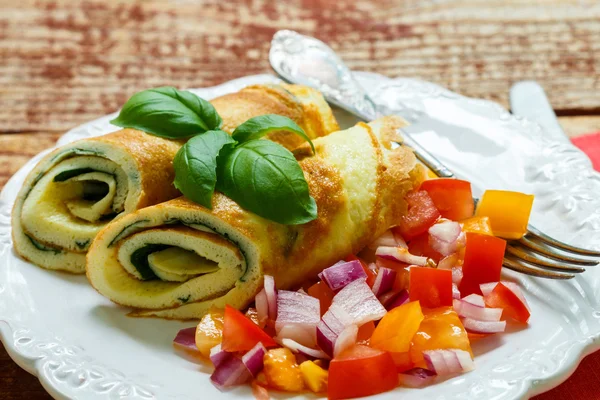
left=1, top=73, right=600, bottom=400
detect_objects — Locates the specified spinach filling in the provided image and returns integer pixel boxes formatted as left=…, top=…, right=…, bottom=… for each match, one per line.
left=25, top=234, right=62, bottom=254
left=53, top=168, right=97, bottom=182
left=112, top=218, right=250, bottom=283
left=129, top=244, right=170, bottom=281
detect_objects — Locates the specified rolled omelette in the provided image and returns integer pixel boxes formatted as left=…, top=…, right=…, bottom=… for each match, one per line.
left=11, top=84, right=339, bottom=273
left=86, top=116, right=426, bottom=319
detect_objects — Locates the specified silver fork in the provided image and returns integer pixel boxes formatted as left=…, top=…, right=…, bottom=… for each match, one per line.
left=269, top=30, right=600, bottom=279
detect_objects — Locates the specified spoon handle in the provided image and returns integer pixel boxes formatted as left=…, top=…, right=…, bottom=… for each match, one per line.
left=269, top=30, right=455, bottom=178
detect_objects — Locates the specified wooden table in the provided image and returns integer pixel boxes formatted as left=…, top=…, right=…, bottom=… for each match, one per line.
left=1, top=1, right=599, bottom=399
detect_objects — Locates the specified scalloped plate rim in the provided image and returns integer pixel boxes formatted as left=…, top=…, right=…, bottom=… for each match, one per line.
left=1, top=72, right=599, bottom=400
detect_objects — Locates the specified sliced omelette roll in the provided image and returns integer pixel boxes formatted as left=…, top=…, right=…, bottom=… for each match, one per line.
left=12, top=84, right=339, bottom=273
left=86, top=116, right=426, bottom=320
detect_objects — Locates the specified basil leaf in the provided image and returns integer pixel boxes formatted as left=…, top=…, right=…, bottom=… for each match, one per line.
left=110, top=87, right=222, bottom=139
left=174, top=130, right=236, bottom=208
left=231, top=114, right=315, bottom=154
left=217, top=140, right=317, bottom=225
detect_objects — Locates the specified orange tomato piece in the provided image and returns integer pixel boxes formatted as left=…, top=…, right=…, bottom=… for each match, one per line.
left=307, top=281, right=334, bottom=316
left=195, top=307, right=225, bottom=357
left=371, top=301, right=424, bottom=353
left=221, top=305, right=277, bottom=352
left=460, top=216, right=493, bottom=235
left=409, top=267, right=453, bottom=308
left=263, top=348, right=304, bottom=392
left=410, top=307, right=472, bottom=367
left=484, top=282, right=531, bottom=323
left=475, top=190, right=534, bottom=239
left=328, top=345, right=398, bottom=400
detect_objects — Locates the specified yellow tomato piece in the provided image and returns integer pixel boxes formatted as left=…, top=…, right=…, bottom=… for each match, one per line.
left=461, top=216, right=493, bottom=236
left=425, top=167, right=439, bottom=179
left=409, top=307, right=472, bottom=368
left=195, top=307, right=224, bottom=357
left=370, top=301, right=424, bottom=353
left=263, top=348, right=304, bottom=392
left=475, top=190, right=534, bottom=239
left=300, top=360, right=328, bottom=393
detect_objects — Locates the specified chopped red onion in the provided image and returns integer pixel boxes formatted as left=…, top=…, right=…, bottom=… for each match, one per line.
left=453, top=299, right=502, bottom=321
left=380, top=289, right=410, bottom=310
left=441, top=350, right=462, bottom=374
left=367, top=230, right=399, bottom=249
left=264, top=275, right=277, bottom=320
left=319, top=260, right=367, bottom=291
left=275, top=290, right=320, bottom=347
left=479, top=282, right=498, bottom=297
left=371, top=267, right=396, bottom=297
left=398, top=368, right=437, bottom=388
left=173, top=327, right=198, bottom=351
left=281, top=338, right=330, bottom=360
left=210, top=344, right=229, bottom=368
left=322, top=306, right=349, bottom=334
left=461, top=317, right=506, bottom=333
left=255, top=289, right=269, bottom=328
left=333, top=324, right=358, bottom=358
left=438, top=253, right=458, bottom=270
left=316, top=320, right=337, bottom=357
left=242, top=342, right=267, bottom=377
left=462, top=293, right=485, bottom=308
left=376, top=246, right=428, bottom=266
left=318, top=260, right=345, bottom=281
left=210, top=354, right=251, bottom=391
left=332, top=279, right=387, bottom=326
left=452, top=283, right=461, bottom=300
left=453, top=349, right=475, bottom=372
left=423, top=350, right=450, bottom=375
left=452, top=267, right=463, bottom=285
left=428, top=221, right=462, bottom=256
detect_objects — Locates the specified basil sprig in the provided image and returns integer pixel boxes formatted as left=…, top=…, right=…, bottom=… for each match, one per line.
left=110, top=87, right=222, bottom=139
left=173, top=130, right=236, bottom=209
left=216, top=140, right=317, bottom=225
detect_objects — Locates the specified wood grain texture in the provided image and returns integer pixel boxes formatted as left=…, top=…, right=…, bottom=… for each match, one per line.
left=1, top=0, right=600, bottom=132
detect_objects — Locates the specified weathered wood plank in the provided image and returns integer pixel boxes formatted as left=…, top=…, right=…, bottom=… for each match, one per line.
left=1, top=0, right=599, bottom=132
left=0, top=115, right=597, bottom=190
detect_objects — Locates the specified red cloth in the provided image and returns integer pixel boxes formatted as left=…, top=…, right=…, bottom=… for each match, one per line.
left=533, top=132, right=600, bottom=399
left=571, top=132, right=600, bottom=171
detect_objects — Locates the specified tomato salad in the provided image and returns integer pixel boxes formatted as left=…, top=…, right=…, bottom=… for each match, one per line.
left=173, top=178, right=534, bottom=399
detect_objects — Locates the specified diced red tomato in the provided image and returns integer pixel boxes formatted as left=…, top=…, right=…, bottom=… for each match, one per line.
left=307, top=281, right=334, bottom=316
left=221, top=305, right=277, bottom=352
left=396, top=191, right=441, bottom=240
left=409, top=267, right=453, bottom=308
left=484, top=282, right=531, bottom=323
left=371, top=301, right=424, bottom=353
left=345, top=254, right=377, bottom=287
left=356, top=321, right=376, bottom=344
left=459, top=232, right=506, bottom=297
left=389, top=351, right=414, bottom=372
left=405, top=233, right=443, bottom=263
left=328, top=345, right=398, bottom=400
left=410, top=307, right=472, bottom=368
left=392, top=266, right=410, bottom=292
left=419, top=178, right=475, bottom=221
left=195, top=307, right=225, bottom=357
